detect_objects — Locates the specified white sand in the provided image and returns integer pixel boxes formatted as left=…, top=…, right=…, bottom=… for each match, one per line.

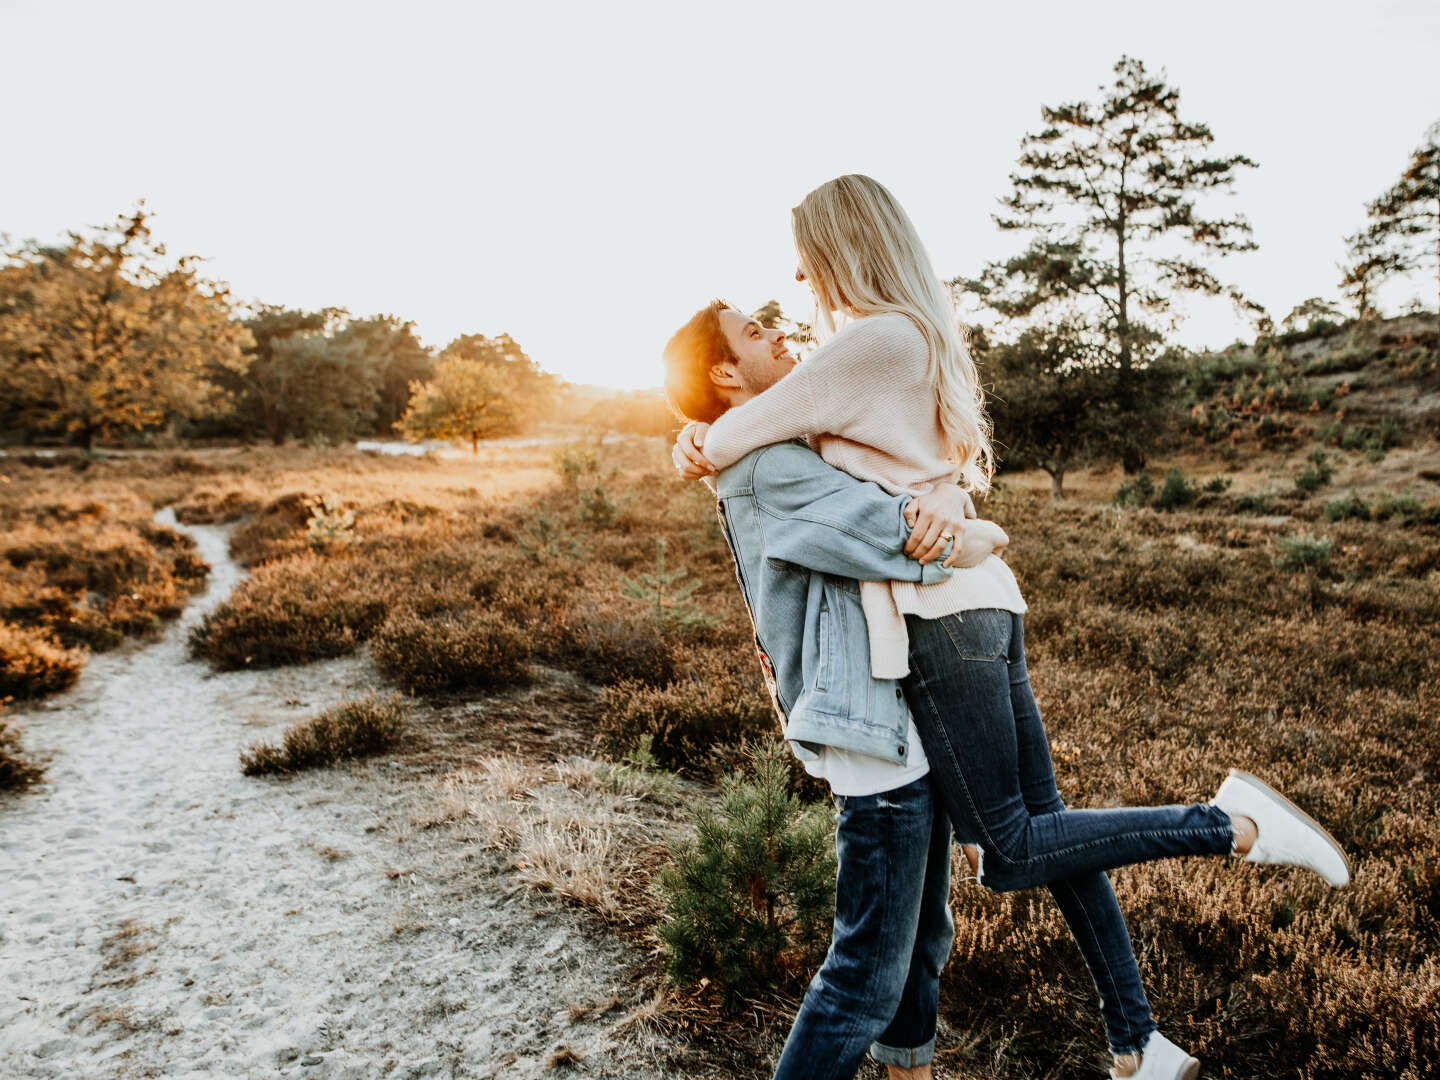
left=0, top=511, right=671, bottom=1079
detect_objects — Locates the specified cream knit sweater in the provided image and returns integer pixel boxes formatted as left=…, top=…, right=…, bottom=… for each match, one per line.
left=703, top=312, right=1026, bottom=678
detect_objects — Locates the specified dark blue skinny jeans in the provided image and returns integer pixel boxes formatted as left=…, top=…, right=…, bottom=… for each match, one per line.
left=901, top=610, right=1235, bottom=1056
left=771, top=775, right=954, bottom=1080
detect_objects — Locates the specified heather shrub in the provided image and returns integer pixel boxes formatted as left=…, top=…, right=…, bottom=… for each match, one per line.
left=189, top=553, right=390, bottom=669
left=0, top=510, right=208, bottom=684
left=240, top=693, right=408, bottom=775
left=547, top=601, right=679, bottom=686
left=598, top=649, right=775, bottom=778
left=655, top=740, right=836, bottom=1011
left=0, top=622, right=85, bottom=699
left=372, top=607, right=531, bottom=693
left=0, top=706, right=45, bottom=790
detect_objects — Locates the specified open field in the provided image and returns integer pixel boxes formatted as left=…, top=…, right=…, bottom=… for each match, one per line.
left=2, top=403, right=1439, bottom=1077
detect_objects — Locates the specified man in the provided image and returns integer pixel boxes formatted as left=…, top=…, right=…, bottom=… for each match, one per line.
left=662, top=300, right=1007, bottom=1080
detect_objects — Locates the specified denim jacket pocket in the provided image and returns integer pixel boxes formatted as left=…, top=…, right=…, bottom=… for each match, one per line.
left=816, top=608, right=834, bottom=692
left=941, top=609, right=1011, bottom=661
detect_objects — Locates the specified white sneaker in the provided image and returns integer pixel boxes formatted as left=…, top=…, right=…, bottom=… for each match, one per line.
left=1211, top=769, right=1351, bottom=887
left=1110, top=1031, right=1200, bottom=1080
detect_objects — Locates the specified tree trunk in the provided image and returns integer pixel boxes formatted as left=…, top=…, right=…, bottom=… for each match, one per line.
left=1115, top=221, right=1146, bottom=474
left=470, top=433, right=479, bottom=456
left=1048, top=467, right=1065, bottom=500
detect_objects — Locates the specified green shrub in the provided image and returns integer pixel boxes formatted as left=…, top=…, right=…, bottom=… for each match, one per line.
left=1294, top=449, right=1335, bottom=493
left=578, top=484, right=628, bottom=527
left=602, top=734, right=683, bottom=803
left=598, top=652, right=774, bottom=778
left=1113, top=472, right=1155, bottom=508
left=1233, top=490, right=1277, bottom=514
left=1155, top=469, right=1198, bottom=511
left=189, top=554, right=389, bottom=669
left=1373, top=492, right=1422, bottom=522
left=1202, top=475, right=1233, bottom=495
left=655, top=739, right=836, bottom=1011
left=240, top=693, right=408, bottom=775
left=554, top=442, right=604, bottom=489
left=1305, top=345, right=1372, bottom=375
left=1324, top=491, right=1371, bottom=522
left=514, top=514, right=581, bottom=563
left=0, top=706, right=45, bottom=790
left=372, top=607, right=531, bottom=693
left=304, top=493, right=359, bottom=553
left=0, top=621, right=85, bottom=699
left=1274, top=533, right=1335, bottom=572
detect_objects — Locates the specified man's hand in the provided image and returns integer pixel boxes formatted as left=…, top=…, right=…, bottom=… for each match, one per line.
left=903, top=484, right=977, bottom=564
left=671, top=421, right=717, bottom=481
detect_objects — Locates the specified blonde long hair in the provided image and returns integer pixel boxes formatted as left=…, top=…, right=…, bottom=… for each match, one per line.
left=792, top=174, right=994, bottom=493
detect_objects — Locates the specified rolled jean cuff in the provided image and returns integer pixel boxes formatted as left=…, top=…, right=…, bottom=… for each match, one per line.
left=871, top=1035, right=936, bottom=1068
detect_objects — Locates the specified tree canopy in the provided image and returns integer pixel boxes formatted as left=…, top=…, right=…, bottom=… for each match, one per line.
left=1346, top=121, right=1439, bottom=349
left=397, top=334, right=551, bottom=452
left=0, top=207, right=250, bottom=447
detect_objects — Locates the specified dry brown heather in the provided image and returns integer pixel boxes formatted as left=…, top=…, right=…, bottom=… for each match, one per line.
left=3, top=432, right=1439, bottom=1077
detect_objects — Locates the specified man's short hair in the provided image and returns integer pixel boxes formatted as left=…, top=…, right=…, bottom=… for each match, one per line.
left=663, top=299, right=737, bottom=423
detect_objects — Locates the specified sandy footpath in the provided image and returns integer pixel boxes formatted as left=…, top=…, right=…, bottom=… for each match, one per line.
left=0, top=511, right=671, bottom=1079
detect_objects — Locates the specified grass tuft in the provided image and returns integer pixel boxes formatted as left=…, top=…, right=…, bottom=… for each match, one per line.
left=240, top=693, right=408, bottom=775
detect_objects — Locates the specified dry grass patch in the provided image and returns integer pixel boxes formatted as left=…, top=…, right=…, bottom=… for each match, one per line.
left=425, top=753, right=685, bottom=927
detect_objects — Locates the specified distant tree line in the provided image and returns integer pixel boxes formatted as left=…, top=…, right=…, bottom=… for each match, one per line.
left=0, top=206, right=557, bottom=451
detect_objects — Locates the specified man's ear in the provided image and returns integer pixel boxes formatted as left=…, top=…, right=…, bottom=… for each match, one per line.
left=709, top=362, right=743, bottom=391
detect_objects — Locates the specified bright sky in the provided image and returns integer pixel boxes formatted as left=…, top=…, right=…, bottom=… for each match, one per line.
left=3, top=1, right=1438, bottom=389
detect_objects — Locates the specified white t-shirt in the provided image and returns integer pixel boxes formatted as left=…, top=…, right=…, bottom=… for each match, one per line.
left=802, top=704, right=930, bottom=797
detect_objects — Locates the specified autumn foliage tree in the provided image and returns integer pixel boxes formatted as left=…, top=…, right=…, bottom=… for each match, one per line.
left=0, top=206, right=250, bottom=447
left=398, top=334, right=551, bottom=453
left=964, top=57, right=1259, bottom=471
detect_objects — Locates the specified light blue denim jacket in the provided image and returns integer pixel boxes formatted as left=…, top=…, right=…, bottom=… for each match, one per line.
left=714, top=442, right=952, bottom=766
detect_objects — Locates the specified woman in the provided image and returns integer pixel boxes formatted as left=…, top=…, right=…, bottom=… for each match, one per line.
left=671, top=174, right=1350, bottom=1080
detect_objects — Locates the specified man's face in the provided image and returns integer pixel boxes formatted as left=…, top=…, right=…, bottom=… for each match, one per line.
left=716, top=309, right=796, bottom=397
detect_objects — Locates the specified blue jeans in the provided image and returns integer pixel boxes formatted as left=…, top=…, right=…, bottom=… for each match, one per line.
left=902, top=610, right=1235, bottom=1056
left=772, top=776, right=954, bottom=1080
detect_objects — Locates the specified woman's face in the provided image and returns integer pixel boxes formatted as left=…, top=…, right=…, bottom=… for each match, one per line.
left=795, top=253, right=842, bottom=314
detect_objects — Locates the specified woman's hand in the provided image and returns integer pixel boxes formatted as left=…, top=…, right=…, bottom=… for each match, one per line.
left=949, top=520, right=1009, bottom=569
left=671, top=421, right=717, bottom=481
left=904, top=484, right=977, bottom=564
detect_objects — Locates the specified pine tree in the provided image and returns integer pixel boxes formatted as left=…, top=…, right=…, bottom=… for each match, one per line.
left=1351, top=121, right=1439, bottom=367
left=655, top=739, right=836, bottom=1010
left=618, top=539, right=716, bottom=629
left=963, top=56, right=1259, bottom=473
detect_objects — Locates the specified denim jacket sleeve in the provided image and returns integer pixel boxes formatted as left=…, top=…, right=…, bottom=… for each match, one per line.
left=747, top=443, right=952, bottom=584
